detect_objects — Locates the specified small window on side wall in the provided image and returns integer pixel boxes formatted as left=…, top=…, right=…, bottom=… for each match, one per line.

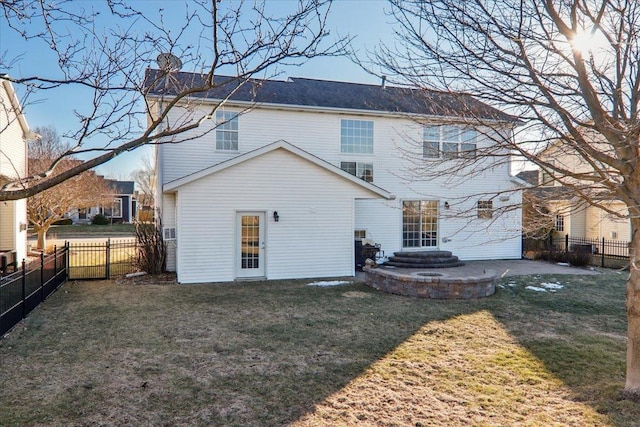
left=341, top=161, right=373, bottom=183
left=477, top=200, right=493, bottom=219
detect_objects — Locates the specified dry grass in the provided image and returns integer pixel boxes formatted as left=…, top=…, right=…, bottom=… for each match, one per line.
left=0, top=271, right=636, bottom=426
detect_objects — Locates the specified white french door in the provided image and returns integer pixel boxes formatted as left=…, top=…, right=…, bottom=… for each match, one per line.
left=236, top=212, right=265, bottom=278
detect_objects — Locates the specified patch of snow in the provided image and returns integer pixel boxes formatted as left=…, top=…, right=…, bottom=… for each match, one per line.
left=508, top=283, right=516, bottom=287
left=541, top=282, right=563, bottom=290
left=126, top=271, right=147, bottom=278
left=306, top=280, right=351, bottom=287
left=557, top=262, right=570, bottom=266
left=526, top=286, right=547, bottom=292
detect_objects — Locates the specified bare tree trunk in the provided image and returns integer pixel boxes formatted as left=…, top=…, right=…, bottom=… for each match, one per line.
left=626, top=218, right=640, bottom=398
left=36, top=227, right=47, bottom=252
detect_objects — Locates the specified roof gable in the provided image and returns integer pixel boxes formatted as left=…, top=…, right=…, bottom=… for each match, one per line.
left=163, top=140, right=394, bottom=200
left=145, top=70, right=516, bottom=122
left=0, top=77, right=34, bottom=140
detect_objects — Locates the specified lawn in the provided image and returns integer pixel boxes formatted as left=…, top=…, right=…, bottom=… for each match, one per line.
left=0, top=271, right=636, bottom=426
left=44, top=223, right=135, bottom=237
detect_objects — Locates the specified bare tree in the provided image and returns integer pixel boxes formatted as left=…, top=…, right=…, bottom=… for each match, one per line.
left=0, top=0, right=348, bottom=200
left=28, top=126, right=113, bottom=250
left=373, top=0, right=640, bottom=397
left=131, top=154, right=156, bottom=209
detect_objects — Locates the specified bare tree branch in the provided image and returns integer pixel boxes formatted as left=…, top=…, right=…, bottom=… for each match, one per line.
left=0, top=0, right=349, bottom=200
left=373, top=0, right=640, bottom=396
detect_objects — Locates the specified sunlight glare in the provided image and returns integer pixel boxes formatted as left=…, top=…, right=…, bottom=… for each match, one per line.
left=570, top=28, right=609, bottom=59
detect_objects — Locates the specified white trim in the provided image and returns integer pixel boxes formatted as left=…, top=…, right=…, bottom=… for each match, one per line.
left=163, top=140, right=394, bottom=200
left=1, top=77, right=34, bottom=139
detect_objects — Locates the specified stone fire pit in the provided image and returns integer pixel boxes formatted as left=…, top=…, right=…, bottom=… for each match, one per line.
left=363, top=265, right=497, bottom=299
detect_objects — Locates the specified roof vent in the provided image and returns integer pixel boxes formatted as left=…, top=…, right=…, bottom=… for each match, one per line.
left=381, top=75, right=387, bottom=89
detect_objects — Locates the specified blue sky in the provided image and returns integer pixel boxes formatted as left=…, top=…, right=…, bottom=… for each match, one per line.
left=2, top=0, right=395, bottom=179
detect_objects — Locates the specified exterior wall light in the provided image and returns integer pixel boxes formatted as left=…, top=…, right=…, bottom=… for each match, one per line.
left=444, top=201, right=450, bottom=209
left=273, top=211, right=279, bottom=222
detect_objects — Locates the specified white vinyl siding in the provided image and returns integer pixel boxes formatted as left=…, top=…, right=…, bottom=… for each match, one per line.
left=157, top=100, right=522, bottom=269
left=172, top=148, right=378, bottom=284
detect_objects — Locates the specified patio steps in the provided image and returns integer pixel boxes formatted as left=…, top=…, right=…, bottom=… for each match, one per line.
left=384, top=250, right=464, bottom=268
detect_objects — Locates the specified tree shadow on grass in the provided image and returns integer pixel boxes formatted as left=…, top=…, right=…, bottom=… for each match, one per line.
left=1, top=274, right=638, bottom=426
left=484, top=273, right=638, bottom=427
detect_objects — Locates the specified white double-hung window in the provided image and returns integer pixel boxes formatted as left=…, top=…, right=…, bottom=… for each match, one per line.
left=215, top=111, right=239, bottom=151
left=423, top=125, right=477, bottom=159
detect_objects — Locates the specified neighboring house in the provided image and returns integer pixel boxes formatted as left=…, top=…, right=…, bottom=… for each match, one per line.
left=146, top=71, right=523, bottom=284
left=518, top=168, right=630, bottom=242
left=68, top=180, right=136, bottom=224
left=0, top=77, right=32, bottom=265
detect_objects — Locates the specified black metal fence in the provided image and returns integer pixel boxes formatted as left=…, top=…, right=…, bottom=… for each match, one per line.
left=68, top=239, right=138, bottom=280
left=1, top=239, right=140, bottom=337
left=523, top=234, right=630, bottom=267
left=0, top=245, right=68, bottom=336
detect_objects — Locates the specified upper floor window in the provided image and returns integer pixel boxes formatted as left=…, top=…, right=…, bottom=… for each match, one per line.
left=216, top=111, right=238, bottom=151
left=341, top=161, right=373, bottom=183
left=423, top=125, right=477, bottom=159
left=477, top=200, right=493, bottom=219
left=555, top=214, right=565, bottom=232
left=341, top=119, right=374, bottom=154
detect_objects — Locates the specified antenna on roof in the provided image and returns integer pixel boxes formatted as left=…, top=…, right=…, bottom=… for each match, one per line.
left=156, top=53, right=182, bottom=72
left=381, top=75, right=387, bottom=89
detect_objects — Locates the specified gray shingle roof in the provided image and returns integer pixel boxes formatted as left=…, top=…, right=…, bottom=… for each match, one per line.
left=144, top=69, right=516, bottom=122
left=107, top=180, right=134, bottom=195
left=516, top=170, right=539, bottom=185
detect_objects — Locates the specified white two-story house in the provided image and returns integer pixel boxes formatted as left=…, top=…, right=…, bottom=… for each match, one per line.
left=0, top=76, right=31, bottom=267
left=147, top=71, right=523, bottom=284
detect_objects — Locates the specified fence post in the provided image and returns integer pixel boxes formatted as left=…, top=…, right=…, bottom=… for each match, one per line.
left=53, top=245, right=57, bottom=286
left=40, top=251, right=45, bottom=302
left=549, top=233, right=554, bottom=252
left=65, top=241, right=69, bottom=281
left=106, top=238, right=111, bottom=279
left=21, top=259, right=26, bottom=319
left=565, top=234, right=569, bottom=254
left=602, top=237, right=605, bottom=268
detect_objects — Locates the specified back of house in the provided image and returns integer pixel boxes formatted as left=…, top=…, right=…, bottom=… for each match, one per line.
left=146, top=71, right=523, bottom=284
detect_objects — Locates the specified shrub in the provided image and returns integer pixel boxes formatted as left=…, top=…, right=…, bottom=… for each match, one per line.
left=91, top=214, right=110, bottom=225
left=52, top=218, right=73, bottom=226
left=135, top=220, right=166, bottom=275
left=568, top=250, right=591, bottom=267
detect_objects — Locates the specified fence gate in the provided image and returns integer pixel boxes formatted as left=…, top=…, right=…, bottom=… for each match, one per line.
left=68, top=239, right=138, bottom=280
